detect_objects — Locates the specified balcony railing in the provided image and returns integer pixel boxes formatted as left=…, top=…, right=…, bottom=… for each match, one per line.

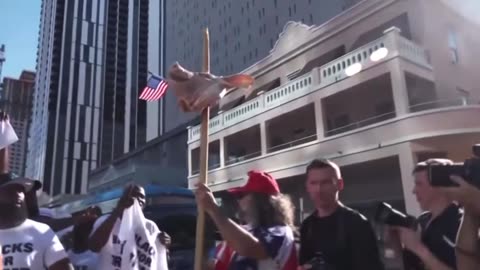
left=188, top=28, right=431, bottom=143
left=326, top=112, right=397, bottom=137
left=225, top=151, right=262, bottom=166
left=267, top=134, right=318, bottom=153
left=190, top=97, right=478, bottom=175
left=409, top=98, right=476, bottom=113
left=325, top=98, right=477, bottom=137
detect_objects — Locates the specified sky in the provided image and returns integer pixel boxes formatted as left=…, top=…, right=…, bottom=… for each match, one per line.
left=0, top=1, right=41, bottom=79
left=0, top=0, right=478, bottom=80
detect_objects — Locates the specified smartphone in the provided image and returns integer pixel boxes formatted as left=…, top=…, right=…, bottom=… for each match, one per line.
left=428, top=164, right=464, bottom=187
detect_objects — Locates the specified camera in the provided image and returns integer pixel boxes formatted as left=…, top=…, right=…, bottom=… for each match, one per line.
left=429, top=144, right=480, bottom=188
left=306, top=252, right=335, bottom=270
left=375, top=202, right=416, bottom=228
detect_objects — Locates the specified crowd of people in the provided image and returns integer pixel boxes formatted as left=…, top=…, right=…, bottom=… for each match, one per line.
left=204, top=158, right=480, bottom=270
left=0, top=108, right=479, bottom=270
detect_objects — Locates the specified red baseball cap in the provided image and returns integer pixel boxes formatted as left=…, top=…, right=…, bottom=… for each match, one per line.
left=228, top=170, right=280, bottom=196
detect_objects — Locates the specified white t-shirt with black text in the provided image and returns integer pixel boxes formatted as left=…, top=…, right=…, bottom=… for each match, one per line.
left=90, top=214, right=162, bottom=269
left=67, top=250, right=98, bottom=270
left=0, top=219, right=69, bottom=270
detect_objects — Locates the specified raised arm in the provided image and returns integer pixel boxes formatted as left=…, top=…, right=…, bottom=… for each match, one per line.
left=0, top=111, right=10, bottom=174
left=195, top=184, right=269, bottom=259
left=89, top=186, right=134, bottom=252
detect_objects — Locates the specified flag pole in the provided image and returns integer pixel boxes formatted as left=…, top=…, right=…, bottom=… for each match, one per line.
left=194, top=28, right=210, bottom=270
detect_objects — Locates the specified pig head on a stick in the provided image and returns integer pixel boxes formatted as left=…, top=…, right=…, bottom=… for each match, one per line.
left=167, top=62, right=255, bottom=112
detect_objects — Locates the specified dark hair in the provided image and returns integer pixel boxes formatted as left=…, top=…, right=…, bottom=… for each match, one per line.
left=249, top=193, right=295, bottom=229
left=306, top=159, right=342, bottom=179
left=412, top=158, right=453, bottom=174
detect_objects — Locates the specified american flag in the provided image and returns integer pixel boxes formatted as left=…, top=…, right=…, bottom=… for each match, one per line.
left=139, top=74, right=169, bottom=101
left=214, top=225, right=298, bottom=270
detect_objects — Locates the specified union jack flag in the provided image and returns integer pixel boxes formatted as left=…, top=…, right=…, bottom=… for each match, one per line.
left=139, top=74, right=169, bottom=101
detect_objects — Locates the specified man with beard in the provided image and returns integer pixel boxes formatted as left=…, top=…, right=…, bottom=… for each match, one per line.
left=0, top=111, right=72, bottom=270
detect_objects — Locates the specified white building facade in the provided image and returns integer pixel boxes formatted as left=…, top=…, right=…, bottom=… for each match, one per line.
left=187, top=0, right=480, bottom=219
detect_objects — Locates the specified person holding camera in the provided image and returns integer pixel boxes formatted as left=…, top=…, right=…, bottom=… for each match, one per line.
left=299, top=159, right=384, bottom=270
left=440, top=175, right=480, bottom=270
left=392, top=159, right=463, bottom=270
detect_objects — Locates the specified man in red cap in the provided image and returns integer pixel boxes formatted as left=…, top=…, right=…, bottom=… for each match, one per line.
left=196, top=170, right=298, bottom=270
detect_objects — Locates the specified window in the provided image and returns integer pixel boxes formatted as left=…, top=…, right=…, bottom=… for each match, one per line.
left=294, top=4, right=297, bottom=13
left=289, top=7, right=292, bottom=16
left=274, top=0, right=277, bottom=8
left=310, top=14, right=313, bottom=24
left=275, top=15, right=279, bottom=25
left=262, top=8, right=265, bottom=16
left=448, top=29, right=459, bottom=64
left=456, top=87, right=470, bottom=105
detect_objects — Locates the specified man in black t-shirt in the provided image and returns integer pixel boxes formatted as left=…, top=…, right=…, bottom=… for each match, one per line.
left=299, top=159, right=384, bottom=270
left=394, top=159, right=462, bottom=270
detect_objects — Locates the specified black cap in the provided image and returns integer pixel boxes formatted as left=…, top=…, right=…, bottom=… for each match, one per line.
left=0, top=172, right=42, bottom=192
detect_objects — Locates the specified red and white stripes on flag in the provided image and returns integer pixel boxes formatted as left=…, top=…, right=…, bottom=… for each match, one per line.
left=139, top=75, right=169, bottom=101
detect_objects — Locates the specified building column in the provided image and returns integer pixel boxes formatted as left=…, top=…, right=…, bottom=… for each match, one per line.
left=260, top=122, right=268, bottom=155
left=385, top=27, right=410, bottom=116
left=390, top=62, right=410, bottom=116
left=219, top=138, right=225, bottom=168
left=314, top=100, right=325, bottom=140
left=398, top=143, right=421, bottom=217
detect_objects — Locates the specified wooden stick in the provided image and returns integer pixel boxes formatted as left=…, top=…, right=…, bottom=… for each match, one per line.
left=194, top=28, right=210, bottom=270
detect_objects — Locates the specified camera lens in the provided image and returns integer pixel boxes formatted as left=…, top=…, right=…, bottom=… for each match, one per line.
left=375, top=202, right=414, bottom=228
